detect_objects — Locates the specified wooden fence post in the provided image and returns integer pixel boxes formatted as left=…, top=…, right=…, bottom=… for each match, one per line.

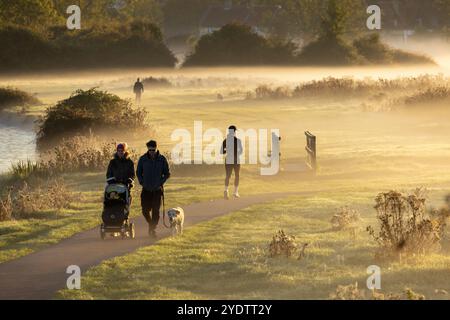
left=305, top=131, right=317, bottom=172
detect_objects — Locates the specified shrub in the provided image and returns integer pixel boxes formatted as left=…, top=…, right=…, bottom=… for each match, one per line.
left=0, top=87, right=41, bottom=110
left=366, top=189, right=446, bottom=259
left=297, top=32, right=434, bottom=66
left=374, top=288, right=426, bottom=300
left=298, top=35, right=363, bottom=66
left=36, top=88, right=149, bottom=147
left=353, top=34, right=393, bottom=64
left=184, top=24, right=297, bottom=66
left=392, top=49, right=435, bottom=65
left=330, top=283, right=366, bottom=300
left=254, top=85, right=292, bottom=100
left=330, top=283, right=426, bottom=300
left=331, top=206, right=361, bottom=231
left=353, top=33, right=434, bottom=65
left=268, top=230, right=297, bottom=258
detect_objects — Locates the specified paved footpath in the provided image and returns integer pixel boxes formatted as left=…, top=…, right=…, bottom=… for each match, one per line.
left=0, top=193, right=291, bottom=300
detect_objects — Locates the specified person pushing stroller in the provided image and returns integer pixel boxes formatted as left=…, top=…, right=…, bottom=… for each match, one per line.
left=101, top=143, right=136, bottom=239
left=106, top=143, right=135, bottom=189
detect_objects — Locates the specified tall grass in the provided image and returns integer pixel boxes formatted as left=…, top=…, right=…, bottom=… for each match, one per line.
left=403, top=87, right=450, bottom=106
left=0, top=178, right=76, bottom=221
left=9, top=136, right=125, bottom=182
left=10, top=160, right=47, bottom=180
left=0, top=188, right=13, bottom=222
left=2, top=135, right=118, bottom=222
left=248, top=75, right=450, bottom=100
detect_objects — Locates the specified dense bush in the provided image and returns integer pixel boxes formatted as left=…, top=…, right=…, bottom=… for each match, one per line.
left=297, top=33, right=435, bottom=66
left=298, top=35, right=363, bottom=65
left=353, top=34, right=393, bottom=64
left=0, top=87, right=41, bottom=110
left=391, top=49, right=435, bottom=65
left=37, top=88, right=149, bottom=147
left=184, top=24, right=297, bottom=66
left=353, top=33, right=434, bottom=65
left=0, top=21, right=176, bottom=72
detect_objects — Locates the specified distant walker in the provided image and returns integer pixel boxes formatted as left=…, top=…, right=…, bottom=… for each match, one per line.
left=133, top=78, right=144, bottom=105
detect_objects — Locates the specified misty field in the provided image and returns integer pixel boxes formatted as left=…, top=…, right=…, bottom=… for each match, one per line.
left=2, top=64, right=450, bottom=299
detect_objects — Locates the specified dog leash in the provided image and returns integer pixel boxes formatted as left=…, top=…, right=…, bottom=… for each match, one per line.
left=161, top=187, right=171, bottom=229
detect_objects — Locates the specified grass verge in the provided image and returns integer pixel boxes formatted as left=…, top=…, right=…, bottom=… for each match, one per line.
left=57, top=191, right=450, bottom=300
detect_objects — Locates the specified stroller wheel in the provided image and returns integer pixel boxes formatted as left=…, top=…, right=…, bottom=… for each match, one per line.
left=100, top=225, right=106, bottom=240
left=129, top=223, right=136, bottom=239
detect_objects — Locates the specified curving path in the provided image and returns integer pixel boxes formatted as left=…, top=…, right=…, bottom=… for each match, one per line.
left=0, top=193, right=292, bottom=300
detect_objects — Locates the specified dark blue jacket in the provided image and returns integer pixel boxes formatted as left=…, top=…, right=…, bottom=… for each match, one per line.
left=136, top=152, right=171, bottom=191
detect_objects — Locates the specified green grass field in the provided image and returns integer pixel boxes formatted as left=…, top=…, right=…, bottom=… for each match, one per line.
left=57, top=192, right=450, bottom=300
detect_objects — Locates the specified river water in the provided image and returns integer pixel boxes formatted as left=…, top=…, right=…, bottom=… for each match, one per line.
left=0, top=115, right=36, bottom=173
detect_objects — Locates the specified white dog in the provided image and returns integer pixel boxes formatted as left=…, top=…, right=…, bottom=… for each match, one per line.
left=167, top=207, right=185, bottom=236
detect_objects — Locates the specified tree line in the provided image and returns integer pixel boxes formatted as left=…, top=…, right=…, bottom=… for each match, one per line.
left=0, top=0, right=448, bottom=36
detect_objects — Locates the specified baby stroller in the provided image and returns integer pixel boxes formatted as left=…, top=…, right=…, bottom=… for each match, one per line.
left=100, top=181, right=135, bottom=240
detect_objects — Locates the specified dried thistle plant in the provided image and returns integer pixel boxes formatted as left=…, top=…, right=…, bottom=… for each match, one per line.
left=331, top=206, right=362, bottom=231
left=372, top=288, right=426, bottom=300
left=268, top=230, right=297, bottom=258
left=331, top=283, right=426, bottom=300
left=367, top=188, right=446, bottom=259
left=0, top=187, right=13, bottom=222
left=330, top=283, right=366, bottom=300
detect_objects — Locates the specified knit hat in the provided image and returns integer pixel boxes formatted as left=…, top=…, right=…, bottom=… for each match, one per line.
left=117, top=143, right=128, bottom=151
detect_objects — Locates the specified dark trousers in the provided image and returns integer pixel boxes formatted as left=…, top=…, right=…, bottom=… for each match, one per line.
left=141, top=189, right=162, bottom=230
left=225, top=164, right=240, bottom=187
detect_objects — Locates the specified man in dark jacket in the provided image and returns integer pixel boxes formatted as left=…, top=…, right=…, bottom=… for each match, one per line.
left=137, top=140, right=171, bottom=238
left=106, top=143, right=135, bottom=186
left=221, top=125, right=243, bottom=200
